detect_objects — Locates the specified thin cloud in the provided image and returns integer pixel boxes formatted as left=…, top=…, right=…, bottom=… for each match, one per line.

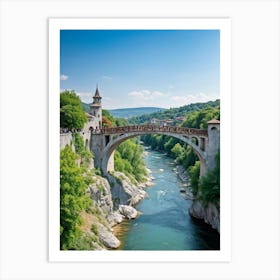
left=128, top=90, right=168, bottom=101
left=102, top=75, right=112, bottom=80
left=170, top=93, right=218, bottom=106
left=76, top=92, right=92, bottom=103
left=60, top=74, right=69, bottom=81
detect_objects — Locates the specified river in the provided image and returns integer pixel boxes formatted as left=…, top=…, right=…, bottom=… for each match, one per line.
left=114, top=147, right=220, bottom=250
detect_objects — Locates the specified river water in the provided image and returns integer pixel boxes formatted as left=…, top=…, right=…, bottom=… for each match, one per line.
left=115, top=147, right=220, bottom=250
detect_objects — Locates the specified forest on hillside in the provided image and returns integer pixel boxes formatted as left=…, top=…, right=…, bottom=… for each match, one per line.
left=128, top=99, right=220, bottom=125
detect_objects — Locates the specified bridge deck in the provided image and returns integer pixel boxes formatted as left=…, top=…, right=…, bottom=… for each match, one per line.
left=98, top=125, right=207, bottom=137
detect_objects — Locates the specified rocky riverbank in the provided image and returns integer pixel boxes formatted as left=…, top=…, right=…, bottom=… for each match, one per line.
left=189, top=201, right=220, bottom=233
left=175, top=165, right=189, bottom=182
left=83, top=171, right=150, bottom=250
left=174, top=165, right=194, bottom=200
left=174, top=164, right=220, bottom=233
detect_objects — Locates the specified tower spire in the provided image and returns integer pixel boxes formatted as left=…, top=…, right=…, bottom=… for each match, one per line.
left=94, top=84, right=100, bottom=97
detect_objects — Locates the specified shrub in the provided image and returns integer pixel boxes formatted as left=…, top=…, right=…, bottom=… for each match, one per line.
left=199, top=152, right=220, bottom=207
left=91, top=223, right=99, bottom=235
left=188, top=161, right=200, bottom=197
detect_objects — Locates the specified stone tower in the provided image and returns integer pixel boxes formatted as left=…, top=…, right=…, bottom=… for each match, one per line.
left=89, top=85, right=102, bottom=129
left=205, top=119, right=220, bottom=172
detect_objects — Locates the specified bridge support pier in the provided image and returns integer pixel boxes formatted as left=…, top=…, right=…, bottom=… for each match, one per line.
left=107, top=151, right=115, bottom=172
left=199, top=159, right=207, bottom=177
left=90, top=134, right=105, bottom=171
left=204, top=120, right=220, bottom=174
left=90, top=134, right=114, bottom=174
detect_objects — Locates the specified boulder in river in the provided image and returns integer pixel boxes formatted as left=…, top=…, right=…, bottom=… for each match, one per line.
left=108, top=211, right=124, bottom=226
left=118, top=205, right=138, bottom=219
left=98, top=224, right=121, bottom=249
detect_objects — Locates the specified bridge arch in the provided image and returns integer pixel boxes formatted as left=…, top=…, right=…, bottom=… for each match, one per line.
left=95, top=126, right=208, bottom=177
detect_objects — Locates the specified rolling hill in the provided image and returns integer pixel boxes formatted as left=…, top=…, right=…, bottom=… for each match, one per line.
left=82, top=100, right=220, bottom=124
left=108, top=107, right=164, bottom=118
left=82, top=103, right=164, bottom=118
left=128, top=99, right=220, bottom=124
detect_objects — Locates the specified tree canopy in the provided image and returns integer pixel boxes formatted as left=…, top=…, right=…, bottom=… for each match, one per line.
left=60, top=146, right=92, bottom=249
left=114, top=139, right=148, bottom=183
left=60, top=90, right=87, bottom=130
left=128, top=99, right=220, bottom=124
left=182, top=106, right=220, bottom=129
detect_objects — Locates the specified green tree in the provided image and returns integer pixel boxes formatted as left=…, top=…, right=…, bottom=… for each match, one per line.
left=164, top=137, right=179, bottom=156
left=115, top=118, right=129, bottom=127
left=199, top=151, right=220, bottom=207
left=188, top=161, right=200, bottom=196
left=182, top=107, right=220, bottom=129
left=171, top=143, right=184, bottom=158
left=60, top=90, right=81, bottom=108
left=114, top=139, right=147, bottom=182
left=60, top=146, right=91, bottom=250
left=177, top=145, right=197, bottom=169
left=60, top=90, right=87, bottom=130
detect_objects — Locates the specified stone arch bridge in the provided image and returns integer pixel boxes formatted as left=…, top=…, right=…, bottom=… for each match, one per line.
left=91, top=121, right=220, bottom=177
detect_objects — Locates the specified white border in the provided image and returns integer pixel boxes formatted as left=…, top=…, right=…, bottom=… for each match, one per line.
left=49, top=18, right=231, bottom=262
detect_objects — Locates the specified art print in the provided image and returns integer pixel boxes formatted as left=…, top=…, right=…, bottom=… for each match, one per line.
left=49, top=18, right=231, bottom=262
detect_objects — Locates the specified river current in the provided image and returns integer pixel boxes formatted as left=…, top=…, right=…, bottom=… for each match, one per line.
left=115, top=147, right=220, bottom=250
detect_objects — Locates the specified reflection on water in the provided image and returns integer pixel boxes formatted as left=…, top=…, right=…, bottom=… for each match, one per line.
left=114, top=149, right=220, bottom=250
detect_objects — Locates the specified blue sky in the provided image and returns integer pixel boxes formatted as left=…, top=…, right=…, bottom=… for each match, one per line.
left=60, top=30, right=220, bottom=109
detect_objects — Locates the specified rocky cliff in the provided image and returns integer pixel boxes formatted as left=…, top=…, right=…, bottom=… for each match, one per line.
left=107, top=171, right=147, bottom=206
left=82, top=171, right=147, bottom=250
left=188, top=200, right=220, bottom=233
left=176, top=164, right=220, bottom=233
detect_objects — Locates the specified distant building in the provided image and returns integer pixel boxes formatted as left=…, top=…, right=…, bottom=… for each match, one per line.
left=175, top=116, right=186, bottom=122
left=150, top=118, right=158, bottom=124
left=165, top=119, right=174, bottom=125
left=155, top=119, right=175, bottom=126
left=159, top=120, right=166, bottom=126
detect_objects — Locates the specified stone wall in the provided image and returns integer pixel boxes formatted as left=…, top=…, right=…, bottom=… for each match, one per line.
left=60, top=132, right=91, bottom=150
left=60, top=132, right=73, bottom=150
left=60, top=119, right=98, bottom=150
left=60, top=130, right=95, bottom=168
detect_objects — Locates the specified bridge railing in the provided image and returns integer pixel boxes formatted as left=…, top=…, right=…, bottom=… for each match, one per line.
left=98, top=125, right=207, bottom=137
